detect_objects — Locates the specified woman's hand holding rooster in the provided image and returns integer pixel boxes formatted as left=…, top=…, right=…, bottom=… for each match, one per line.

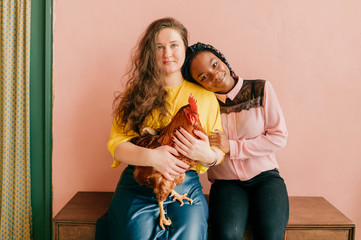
left=173, top=128, right=216, bottom=166
left=150, top=145, right=190, bottom=181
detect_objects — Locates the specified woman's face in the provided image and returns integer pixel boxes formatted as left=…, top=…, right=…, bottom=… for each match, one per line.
left=190, top=51, right=235, bottom=94
left=155, top=28, right=186, bottom=76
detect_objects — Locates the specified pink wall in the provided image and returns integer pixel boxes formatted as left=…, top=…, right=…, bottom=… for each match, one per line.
left=53, top=0, right=361, bottom=238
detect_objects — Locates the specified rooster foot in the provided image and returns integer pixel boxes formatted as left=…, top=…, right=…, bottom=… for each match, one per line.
left=158, top=201, right=172, bottom=230
left=170, top=190, right=193, bottom=206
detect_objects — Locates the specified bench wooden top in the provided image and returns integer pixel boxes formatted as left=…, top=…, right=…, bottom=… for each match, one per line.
left=54, top=192, right=114, bottom=223
left=288, top=196, right=354, bottom=227
left=54, top=192, right=355, bottom=228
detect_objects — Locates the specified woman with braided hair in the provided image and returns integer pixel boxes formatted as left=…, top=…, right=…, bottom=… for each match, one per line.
left=181, top=42, right=289, bottom=240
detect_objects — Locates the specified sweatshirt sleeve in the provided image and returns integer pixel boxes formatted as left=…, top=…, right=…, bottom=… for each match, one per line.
left=107, top=120, right=138, bottom=168
left=229, top=81, right=288, bottom=160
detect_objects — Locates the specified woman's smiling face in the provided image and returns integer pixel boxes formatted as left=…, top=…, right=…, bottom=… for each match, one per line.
left=190, top=51, right=235, bottom=94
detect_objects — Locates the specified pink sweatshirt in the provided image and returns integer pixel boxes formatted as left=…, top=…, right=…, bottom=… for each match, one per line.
left=207, top=77, right=288, bottom=181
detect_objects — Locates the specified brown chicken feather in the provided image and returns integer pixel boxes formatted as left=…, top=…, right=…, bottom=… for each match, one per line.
left=130, top=95, right=206, bottom=229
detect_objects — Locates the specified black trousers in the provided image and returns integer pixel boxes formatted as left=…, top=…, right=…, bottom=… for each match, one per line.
left=208, top=169, right=289, bottom=240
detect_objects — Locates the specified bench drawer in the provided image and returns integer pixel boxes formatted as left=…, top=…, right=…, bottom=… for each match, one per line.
left=55, top=223, right=96, bottom=240
left=286, top=228, right=352, bottom=240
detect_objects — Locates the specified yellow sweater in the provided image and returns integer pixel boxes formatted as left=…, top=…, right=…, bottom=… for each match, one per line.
left=107, top=80, right=223, bottom=174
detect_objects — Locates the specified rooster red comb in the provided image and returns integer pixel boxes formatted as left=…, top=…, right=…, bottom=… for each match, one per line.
left=188, top=95, right=198, bottom=112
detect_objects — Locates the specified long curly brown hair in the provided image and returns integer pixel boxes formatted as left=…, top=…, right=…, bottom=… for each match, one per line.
left=113, top=17, right=188, bottom=135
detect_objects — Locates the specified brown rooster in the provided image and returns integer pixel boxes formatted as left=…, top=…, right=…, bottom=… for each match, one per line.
left=130, top=95, right=206, bottom=230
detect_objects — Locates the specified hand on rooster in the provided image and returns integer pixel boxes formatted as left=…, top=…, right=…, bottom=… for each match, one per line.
left=151, top=145, right=189, bottom=181
left=173, top=128, right=217, bottom=166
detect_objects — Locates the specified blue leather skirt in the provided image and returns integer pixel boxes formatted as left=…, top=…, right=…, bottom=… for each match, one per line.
left=95, top=165, right=208, bottom=240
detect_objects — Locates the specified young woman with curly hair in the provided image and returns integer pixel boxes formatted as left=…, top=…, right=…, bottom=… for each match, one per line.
left=95, top=18, right=224, bottom=240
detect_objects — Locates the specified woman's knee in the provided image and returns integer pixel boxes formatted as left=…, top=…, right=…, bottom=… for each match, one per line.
left=169, top=209, right=208, bottom=240
left=167, top=193, right=208, bottom=240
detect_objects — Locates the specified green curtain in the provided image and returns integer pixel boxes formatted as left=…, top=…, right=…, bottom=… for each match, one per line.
left=0, top=0, right=32, bottom=239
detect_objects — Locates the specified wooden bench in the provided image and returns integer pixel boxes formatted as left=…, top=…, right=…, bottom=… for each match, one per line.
left=53, top=192, right=355, bottom=240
